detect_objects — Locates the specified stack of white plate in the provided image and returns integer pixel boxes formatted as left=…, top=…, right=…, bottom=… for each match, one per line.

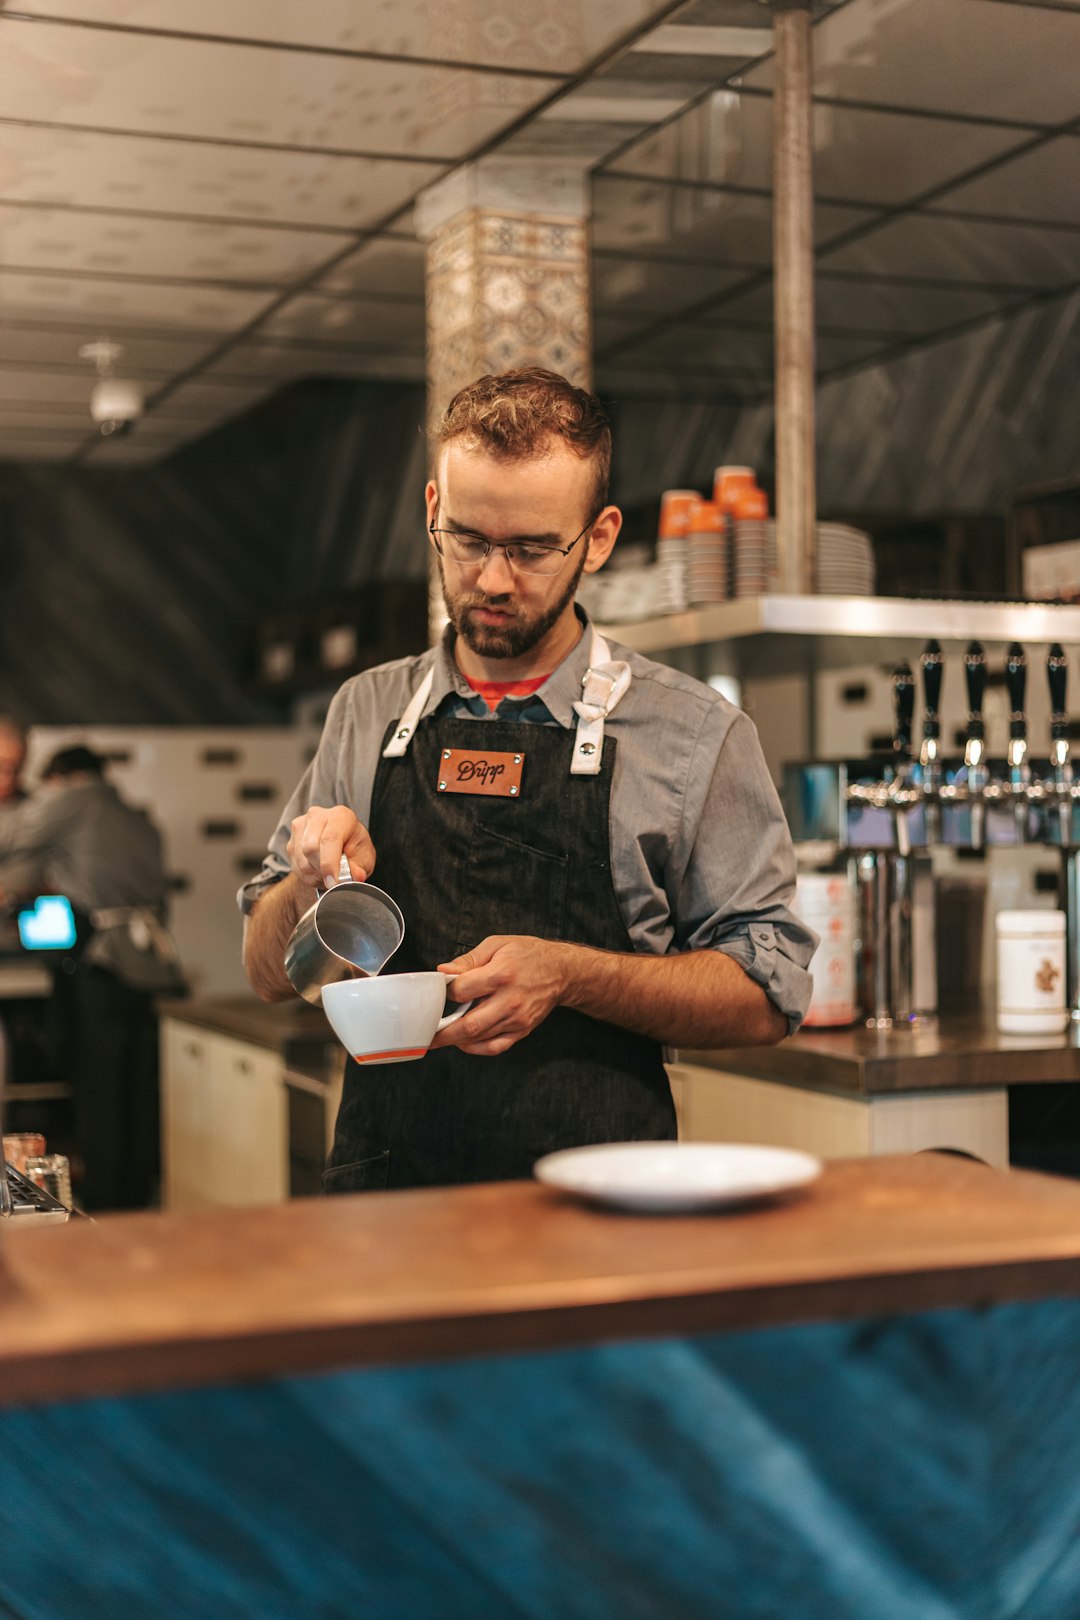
left=733, top=518, right=777, bottom=597
left=653, top=536, right=688, bottom=614
left=687, top=522, right=728, bottom=607
left=816, top=523, right=875, bottom=596
left=731, top=520, right=876, bottom=597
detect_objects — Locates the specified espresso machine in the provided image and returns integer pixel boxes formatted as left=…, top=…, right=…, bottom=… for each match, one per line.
left=783, top=640, right=1080, bottom=1030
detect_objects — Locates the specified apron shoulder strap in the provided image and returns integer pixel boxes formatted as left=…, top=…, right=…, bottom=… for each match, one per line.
left=381, top=666, right=436, bottom=758
left=571, top=630, right=632, bottom=777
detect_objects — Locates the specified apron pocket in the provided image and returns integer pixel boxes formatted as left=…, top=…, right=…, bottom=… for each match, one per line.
left=457, top=823, right=569, bottom=950
left=322, top=1149, right=391, bottom=1195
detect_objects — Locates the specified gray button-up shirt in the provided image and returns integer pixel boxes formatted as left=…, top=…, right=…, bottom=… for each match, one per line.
left=239, top=612, right=815, bottom=1030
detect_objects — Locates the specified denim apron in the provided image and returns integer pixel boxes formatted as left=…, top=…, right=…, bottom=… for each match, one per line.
left=324, top=634, right=675, bottom=1192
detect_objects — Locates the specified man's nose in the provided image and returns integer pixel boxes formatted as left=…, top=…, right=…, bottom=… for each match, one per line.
left=476, top=546, right=515, bottom=593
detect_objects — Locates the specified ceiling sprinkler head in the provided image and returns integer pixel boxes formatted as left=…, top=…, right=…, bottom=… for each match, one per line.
left=78, top=338, right=126, bottom=377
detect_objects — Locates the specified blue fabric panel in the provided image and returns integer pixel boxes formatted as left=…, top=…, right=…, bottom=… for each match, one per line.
left=2, top=1300, right=1080, bottom=1620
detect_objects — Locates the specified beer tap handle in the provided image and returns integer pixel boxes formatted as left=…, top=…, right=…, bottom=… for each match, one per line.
left=920, top=639, right=943, bottom=741
left=964, top=641, right=986, bottom=739
left=1049, top=643, right=1069, bottom=740
left=892, top=661, right=915, bottom=763
left=1006, top=642, right=1028, bottom=740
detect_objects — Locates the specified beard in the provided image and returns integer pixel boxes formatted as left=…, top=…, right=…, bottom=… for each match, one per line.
left=440, top=548, right=587, bottom=660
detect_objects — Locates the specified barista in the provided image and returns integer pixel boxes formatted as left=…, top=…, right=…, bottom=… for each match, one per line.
left=241, top=368, right=815, bottom=1192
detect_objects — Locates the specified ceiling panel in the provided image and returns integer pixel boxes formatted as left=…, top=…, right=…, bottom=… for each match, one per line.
left=315, top=236, right=428, bottom=299
left=605, top=90, right=1027, bottom=206
left=5, top=0, right=671, bottom=76
left=0, top=123, right=447, bottom=230
left=602, top=322, right=775, bottom=372
left=0, top=322, right=223, bottom=374
left=145, top=380, right=276, bottom=426
left=821, top=213, right=1080, bottom=288
left=931, top=135, right=1080, bottom=226
left=0, top=268, right=279, bottom=329
left=0, top=432, right=95, bottom=461
left=594, top=254, right=746, bottom=313
left=592, top=173, right=879, bottom=262
left=258, top=293, right=428, bottom=350
left=594, top=360, right=762, bottom=397
left=741, top=0, right=1080, bottom=125
left=206, top=341, right=426, bottom=386
left=710, top=272, right=1022, bottom=335
left=603, top=321, right=890, bottom=373
left=0, top=17, right=561, bottom=160
left=0, top=203, right=347, bottom=283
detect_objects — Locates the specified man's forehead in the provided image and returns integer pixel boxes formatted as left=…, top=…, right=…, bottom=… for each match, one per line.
left=436, top=440, right=591, bottom=502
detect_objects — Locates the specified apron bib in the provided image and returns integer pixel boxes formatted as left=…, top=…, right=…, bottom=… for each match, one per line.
left=325, top=643, right=675, bottom=1192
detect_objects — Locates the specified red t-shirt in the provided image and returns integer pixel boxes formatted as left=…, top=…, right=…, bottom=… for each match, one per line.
left=463, top=673, right=550, bottom=713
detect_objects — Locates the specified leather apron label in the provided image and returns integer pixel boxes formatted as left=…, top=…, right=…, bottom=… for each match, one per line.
left=436, top=748, right=524, bottom=797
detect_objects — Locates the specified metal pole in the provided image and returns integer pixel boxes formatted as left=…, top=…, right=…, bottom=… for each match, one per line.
left=772, top=1, right=817, bottom=596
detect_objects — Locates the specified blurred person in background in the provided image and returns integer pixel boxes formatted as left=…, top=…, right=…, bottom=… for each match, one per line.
left=0, top=717, right=28, bottom=813
left=0, top=744, right=183, bottom=1211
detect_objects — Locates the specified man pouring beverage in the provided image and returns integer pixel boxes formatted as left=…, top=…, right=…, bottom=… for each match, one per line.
left=240, top=368, right=814, bottom=1192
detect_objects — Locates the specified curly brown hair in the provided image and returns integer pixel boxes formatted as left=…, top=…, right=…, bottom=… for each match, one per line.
left=432, top=367, right=611, bottom=515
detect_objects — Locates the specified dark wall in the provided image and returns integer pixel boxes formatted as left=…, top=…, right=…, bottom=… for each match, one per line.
left=4, top=292, right=1078, bottom=727
left=0, top=379, right=429, bottom=726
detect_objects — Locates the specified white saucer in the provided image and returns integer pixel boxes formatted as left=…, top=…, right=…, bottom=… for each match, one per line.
left=533, top=1140, right=822, bottom=1212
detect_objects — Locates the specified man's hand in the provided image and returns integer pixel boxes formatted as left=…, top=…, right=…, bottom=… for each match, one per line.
left=431, top=936, right=571, bottom=1055
left=244, top=804, right=376, bottom=1002
left=429, top=935, right=788, bottom=1054
left=286, top=805, right=376, bottom=890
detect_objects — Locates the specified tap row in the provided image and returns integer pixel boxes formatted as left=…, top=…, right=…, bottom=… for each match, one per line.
left=846, top=640, right=1075, bottom=850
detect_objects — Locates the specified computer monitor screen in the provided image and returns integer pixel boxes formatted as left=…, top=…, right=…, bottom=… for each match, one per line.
left=17, top=895, right=77, bottom=952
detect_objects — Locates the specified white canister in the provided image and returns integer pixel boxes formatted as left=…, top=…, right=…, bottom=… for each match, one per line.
left=794, top=872, right=856, bottom=1028
left=996, top=909, right=1068, bottom=1035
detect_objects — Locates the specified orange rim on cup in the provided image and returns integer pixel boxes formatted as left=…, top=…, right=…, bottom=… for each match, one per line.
left=713, top=466, right=756, bottom=511
left=733, top=486, right=769, bottom=521
left=659, top=489, right=701, bottom=540
left=689, top=500, right=724, bottom=534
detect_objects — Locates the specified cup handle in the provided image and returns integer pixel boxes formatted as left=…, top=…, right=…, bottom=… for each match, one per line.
left=437, top=974, right=473, bottom=1030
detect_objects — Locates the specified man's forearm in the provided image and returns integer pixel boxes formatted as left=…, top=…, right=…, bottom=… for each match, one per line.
left=559, top=942, right=787, bottom=1048
left=243, top=874, right=314, bottom=1002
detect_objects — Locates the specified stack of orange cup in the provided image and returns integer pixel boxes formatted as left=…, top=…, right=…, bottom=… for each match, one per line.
left=713, top=466, right=757, bottom=514
left=656, top=489, right=698, bottom=615
left=658, top=489, right=701, bottom=541
left=687, top=499, right=727, bottom=606
left=730, top=483, right=774, bottom=596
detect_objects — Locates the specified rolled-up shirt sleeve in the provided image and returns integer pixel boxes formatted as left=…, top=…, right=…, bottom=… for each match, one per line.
left=674, top=707, right=817, bottom=1033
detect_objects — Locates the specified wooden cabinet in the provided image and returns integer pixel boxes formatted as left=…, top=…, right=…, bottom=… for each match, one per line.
left=161, top=1021, right=288, bottom=1211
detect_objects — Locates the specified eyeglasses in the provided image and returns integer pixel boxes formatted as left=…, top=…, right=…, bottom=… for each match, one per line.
left=428, top=511, right=595, bottom=576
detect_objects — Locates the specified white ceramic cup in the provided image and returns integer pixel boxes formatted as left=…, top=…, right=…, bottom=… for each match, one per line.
left=321, top=972, right=473, bottom=1065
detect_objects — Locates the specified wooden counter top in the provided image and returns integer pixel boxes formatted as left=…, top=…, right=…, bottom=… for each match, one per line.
left=5, top=1154, right=1080, bottom=1408
left=687, top=1012, right=1080, bottom=1094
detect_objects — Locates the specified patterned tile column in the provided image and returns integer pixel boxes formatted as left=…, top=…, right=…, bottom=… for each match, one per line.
left=416, top=160, right=592, bottom=638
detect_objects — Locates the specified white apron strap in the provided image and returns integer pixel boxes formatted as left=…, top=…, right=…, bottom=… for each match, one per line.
left=571, top=630, right=632, bottom=776
left=381, top=665, right=435, bottom=758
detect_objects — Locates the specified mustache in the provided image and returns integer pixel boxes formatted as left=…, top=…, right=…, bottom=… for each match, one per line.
left=460, top=591, right=515, bottom=612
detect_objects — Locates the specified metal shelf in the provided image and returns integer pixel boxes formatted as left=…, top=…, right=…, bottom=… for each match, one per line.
left=600, top=595, right=1080, bottom=677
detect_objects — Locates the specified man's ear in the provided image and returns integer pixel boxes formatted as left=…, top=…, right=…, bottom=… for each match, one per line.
left=582, top=505, right=622, bottom=574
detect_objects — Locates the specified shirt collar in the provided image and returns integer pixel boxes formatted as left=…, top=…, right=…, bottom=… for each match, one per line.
left=422, top=606, right=598, bottom=730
